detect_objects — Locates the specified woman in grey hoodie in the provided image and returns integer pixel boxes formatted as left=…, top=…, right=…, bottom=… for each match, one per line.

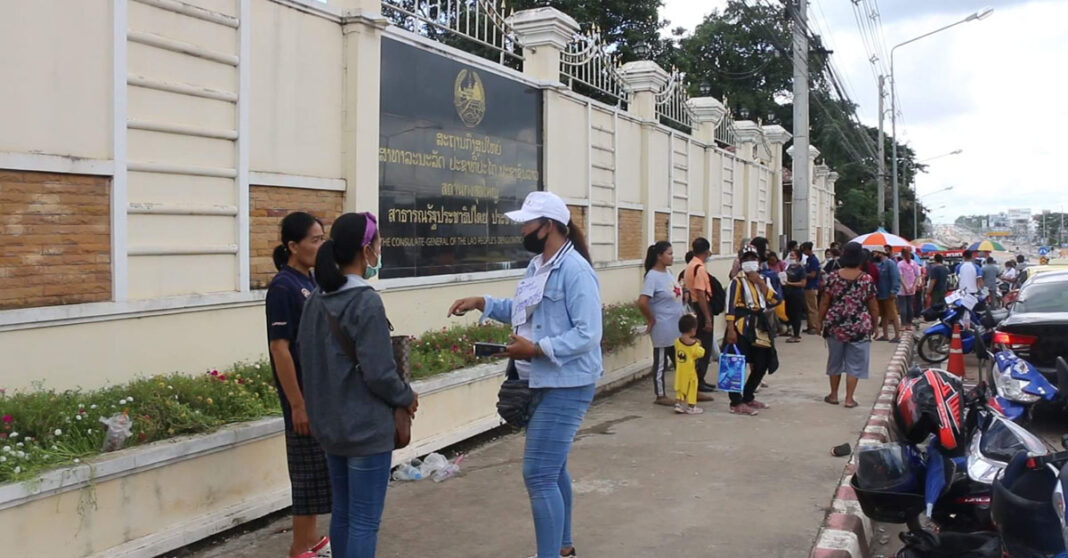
left=298, top=212, right=418, bottom=558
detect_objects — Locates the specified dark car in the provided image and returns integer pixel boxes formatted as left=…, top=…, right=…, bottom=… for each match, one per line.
left=993, top=270, right=1068, bottom=380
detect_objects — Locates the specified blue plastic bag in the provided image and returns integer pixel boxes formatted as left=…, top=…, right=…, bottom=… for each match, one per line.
left=717, top=344, right=747, bottom=393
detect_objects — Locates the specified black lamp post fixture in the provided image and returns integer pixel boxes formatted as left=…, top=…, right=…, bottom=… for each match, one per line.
left=633, top=42, right=651, bottom=59
left=699, top=81, right=711, bottom=96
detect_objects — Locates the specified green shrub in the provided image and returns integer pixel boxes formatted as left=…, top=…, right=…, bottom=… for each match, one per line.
left=0, top=304, right=646, bottom=484
left=0, top=363, right=279, bottom=484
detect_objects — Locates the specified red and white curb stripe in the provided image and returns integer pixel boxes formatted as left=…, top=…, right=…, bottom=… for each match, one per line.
left=809, top=338, right=914, bottom=558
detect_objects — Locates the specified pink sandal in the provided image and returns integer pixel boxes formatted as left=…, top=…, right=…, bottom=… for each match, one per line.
left=730, top=404, right=759, bottom=416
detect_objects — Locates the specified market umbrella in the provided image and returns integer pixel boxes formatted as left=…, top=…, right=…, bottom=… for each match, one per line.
left=851, top=228, right=912, bottom=251
left=914, top=242, right=944, bottom=253
left=968, top=240, right=1006, bottom=252
left=911, top=238, right=938, bottom=246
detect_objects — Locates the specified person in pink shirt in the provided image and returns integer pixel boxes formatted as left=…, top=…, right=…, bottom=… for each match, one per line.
left=896, top=250, right=922, bottom=330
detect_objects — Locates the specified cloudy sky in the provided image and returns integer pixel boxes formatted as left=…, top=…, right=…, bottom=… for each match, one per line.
left=661, top=0, right=1068, bottom=223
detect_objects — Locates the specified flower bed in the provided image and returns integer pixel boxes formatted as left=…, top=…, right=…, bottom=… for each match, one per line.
left=411, top=303, right=645, bottom=378
left=0, top=304, right=645, bottom=484
left=0, top=363, right=280, bottom=484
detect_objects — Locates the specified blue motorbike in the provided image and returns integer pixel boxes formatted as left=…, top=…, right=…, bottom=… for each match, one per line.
left=917, top=294, right=1007, bottom=364
left=986, top=351, right=1067, bottom=423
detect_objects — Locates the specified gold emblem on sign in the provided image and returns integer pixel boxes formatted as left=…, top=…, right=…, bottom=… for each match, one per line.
left=453, top=69, right=486, bottom=128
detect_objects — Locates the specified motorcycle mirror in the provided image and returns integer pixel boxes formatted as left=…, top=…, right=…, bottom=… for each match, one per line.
left=1062, top=433, right=1068, bottom=451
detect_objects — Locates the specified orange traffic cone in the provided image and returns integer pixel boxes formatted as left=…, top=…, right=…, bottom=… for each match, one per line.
left=947, top=323, right=965, bottom=378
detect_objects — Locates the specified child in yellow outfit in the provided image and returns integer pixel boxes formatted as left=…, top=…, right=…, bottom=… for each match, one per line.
left=674, top=314, right=706, bottom=415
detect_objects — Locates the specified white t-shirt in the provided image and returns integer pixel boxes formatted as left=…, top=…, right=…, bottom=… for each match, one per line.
left=640, top=269, right=684, bottom=348
left=957, top=261, right=980, bottom=293
left=1001, top=267, right=1018, bottom=282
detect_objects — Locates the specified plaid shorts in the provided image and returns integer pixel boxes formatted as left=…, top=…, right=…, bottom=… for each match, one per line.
left=284, top=431, right=332, bottom=516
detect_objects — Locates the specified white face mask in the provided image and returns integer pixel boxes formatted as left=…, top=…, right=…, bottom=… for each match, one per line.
left=741, top=261, right=760, bottom=273
left=786, top=258, right=797, bottom=265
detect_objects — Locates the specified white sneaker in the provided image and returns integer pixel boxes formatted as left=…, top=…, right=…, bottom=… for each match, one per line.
left=686, top=406, right=704, bottom=415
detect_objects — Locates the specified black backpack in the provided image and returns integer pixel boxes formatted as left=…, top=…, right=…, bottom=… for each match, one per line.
left=707, top=273, right=726, bottom=316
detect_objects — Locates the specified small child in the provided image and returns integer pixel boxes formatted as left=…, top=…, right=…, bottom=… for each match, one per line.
left=674, top=314, right=706, bottom=415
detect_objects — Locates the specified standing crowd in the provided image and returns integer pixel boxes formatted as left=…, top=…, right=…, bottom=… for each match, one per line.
left=260, top=189, right=1015, bottom=558
left=636, top=235, right=892, bottom=416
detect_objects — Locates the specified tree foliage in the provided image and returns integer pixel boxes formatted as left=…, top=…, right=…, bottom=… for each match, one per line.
left=668, top=0, right=926, bottom=238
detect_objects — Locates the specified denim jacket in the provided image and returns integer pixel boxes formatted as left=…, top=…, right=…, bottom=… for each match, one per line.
left=482, top=246, right=603, bottom=389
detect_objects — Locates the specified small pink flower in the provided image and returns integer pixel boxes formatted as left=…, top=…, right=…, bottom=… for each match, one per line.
left=209, top=370, right=219, bottom=376
left=451, top=344, right=459, bottom=352
left=218, top=374, right=227, bottom=381
left=1, top=414, right=11, bottom=424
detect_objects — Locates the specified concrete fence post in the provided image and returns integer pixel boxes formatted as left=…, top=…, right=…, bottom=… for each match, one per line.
left=507, top=7, right=579, bottom=83
left=687, top=96, right=727, bottom=145
left=763, top=125, right=792, bottom=244
left=618, top=61, right=669, bottom=121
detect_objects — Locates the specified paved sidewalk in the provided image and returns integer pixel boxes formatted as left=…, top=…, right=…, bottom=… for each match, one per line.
left=174, top=337, right=896, bottom=558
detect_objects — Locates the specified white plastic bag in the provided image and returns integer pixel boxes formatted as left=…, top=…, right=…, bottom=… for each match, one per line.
left=99, top=411, right=133, bottom=452
left=419, top=453, right=448, bottom=478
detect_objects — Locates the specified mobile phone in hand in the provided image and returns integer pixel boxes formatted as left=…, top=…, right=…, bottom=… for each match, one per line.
left=474, top=342, right=507, bottom=357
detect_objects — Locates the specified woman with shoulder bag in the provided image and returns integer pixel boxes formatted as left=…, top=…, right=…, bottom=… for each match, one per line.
left=448, top=191, right=602, bottom=558
left=297, top=212, right=419, bottom=558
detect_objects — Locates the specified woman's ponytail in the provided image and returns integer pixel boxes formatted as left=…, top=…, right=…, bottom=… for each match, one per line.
left=272, top=244, right=289, bottom=271
left=314, top=212, right=372, bottom=293
left=564, top=220, right=592, bottom=264
left=314, top=239, right=346, bottom=293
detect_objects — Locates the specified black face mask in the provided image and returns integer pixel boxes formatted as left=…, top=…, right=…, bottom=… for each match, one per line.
left=523, top=226, right=548, bottom=254
left=874, top=256, right=884, bottom=263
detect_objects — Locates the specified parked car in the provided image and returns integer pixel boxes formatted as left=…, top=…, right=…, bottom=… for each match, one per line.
left=993, top=270, right=1068, bottom=382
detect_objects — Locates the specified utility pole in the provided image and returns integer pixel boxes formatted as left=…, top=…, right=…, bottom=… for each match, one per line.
left=791, top=0, right=810, bottom=244
left=877, top=75, right=886, bottom=227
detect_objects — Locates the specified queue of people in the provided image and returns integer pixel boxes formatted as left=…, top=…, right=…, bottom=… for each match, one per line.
left=265, top=195, right=954, bottom=557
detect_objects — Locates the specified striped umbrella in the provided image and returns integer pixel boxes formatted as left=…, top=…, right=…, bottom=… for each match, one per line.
left=914, top=242, right=944, bottom=253
left=968, top=240, right=1006, bottom=252
left=851, top=228, right=912, bottom=250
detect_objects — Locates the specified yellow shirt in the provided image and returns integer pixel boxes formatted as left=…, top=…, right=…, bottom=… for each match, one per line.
left=673, top=338, right=706, bottom=396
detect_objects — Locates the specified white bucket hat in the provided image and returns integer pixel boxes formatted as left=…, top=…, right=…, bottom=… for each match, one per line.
left=505, top=191, right=571, bottom=225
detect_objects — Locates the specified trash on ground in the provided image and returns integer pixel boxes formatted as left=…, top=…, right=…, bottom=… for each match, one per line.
left=831, top=443, right=852, bottom=457
left=100, top=411, right=134, bottom=452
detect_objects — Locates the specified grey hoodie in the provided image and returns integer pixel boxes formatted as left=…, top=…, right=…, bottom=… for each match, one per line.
left=297, top=278, right=414, bottom=457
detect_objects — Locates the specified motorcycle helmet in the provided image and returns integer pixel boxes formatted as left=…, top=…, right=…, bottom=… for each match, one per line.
left=895, top=368, right=966, bottom=451
left=852, top=443, right=926, bottom=523
left=991, top=453, right=1065, bottom=557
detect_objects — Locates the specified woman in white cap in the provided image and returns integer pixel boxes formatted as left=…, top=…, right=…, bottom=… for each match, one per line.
left=448, top=191, right=600, bottom=558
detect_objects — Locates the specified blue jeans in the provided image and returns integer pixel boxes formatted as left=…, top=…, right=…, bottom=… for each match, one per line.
left=523, top=384, right=596, bottom=558
left=325, top=452, right=392, bottom=558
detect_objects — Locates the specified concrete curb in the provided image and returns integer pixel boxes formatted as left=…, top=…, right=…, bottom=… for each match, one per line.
left=809, top=336, right=915, bottom=558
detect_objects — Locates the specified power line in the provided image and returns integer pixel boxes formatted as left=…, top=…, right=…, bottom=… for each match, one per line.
left=737, top=0, right=880, bottom=169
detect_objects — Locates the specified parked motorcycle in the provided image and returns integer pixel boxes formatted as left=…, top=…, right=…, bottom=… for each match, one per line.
left=985, top=351, right=1065, bottom=423
left=917, top=292, right=1008, bottom=364
left=852, top=367, right=1048, bottom=532
left=991, top=444, right=1068, bottom=557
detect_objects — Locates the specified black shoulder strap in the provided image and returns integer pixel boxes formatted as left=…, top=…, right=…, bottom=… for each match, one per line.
left=326, top=310, right=359, bottom=365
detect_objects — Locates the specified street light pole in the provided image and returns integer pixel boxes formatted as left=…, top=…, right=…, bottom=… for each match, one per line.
left=890, top=8, right=993, bottom=235
left=915, top=185, right=955, bottom=239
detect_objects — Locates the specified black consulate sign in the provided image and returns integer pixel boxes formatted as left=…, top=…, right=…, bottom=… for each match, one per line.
left=379, top=38, right=543, bottom=279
